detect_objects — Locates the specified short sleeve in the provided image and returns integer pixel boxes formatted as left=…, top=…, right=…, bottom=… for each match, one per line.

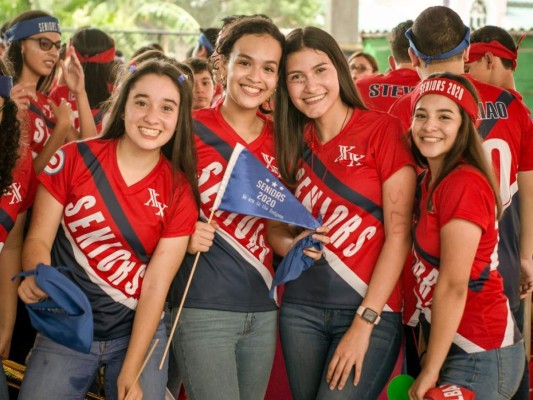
left=435, top=167, right=495, bottom=233
left=373, top=114, right=415, bottom=182
left=38, top=141, right=79, bottom=206
left=162, top=176, right=198, bottom=238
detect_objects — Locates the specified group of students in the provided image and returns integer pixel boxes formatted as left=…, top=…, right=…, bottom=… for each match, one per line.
left=0, top=5, right=532, bottom=400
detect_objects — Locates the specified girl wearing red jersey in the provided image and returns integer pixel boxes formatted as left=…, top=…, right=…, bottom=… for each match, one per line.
left=17, top=59, right=199, bottom=400
left=168, top=17, right=287, bottom=400
left=5, top=10, right=92, bottom=173
left=270, top=27, right=416, bottom=399
left=0, top=59, right=36, bottom=400
left=49, top=27, right=117, bottom=137
left=407, top=72, right=524, bottom=400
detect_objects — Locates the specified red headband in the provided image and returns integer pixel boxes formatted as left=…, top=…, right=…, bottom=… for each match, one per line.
left=411, top=77, right=479, bottom=123
left=74, top=47, right=115, bottom=64
left=467, top=36, right=525, bottom=69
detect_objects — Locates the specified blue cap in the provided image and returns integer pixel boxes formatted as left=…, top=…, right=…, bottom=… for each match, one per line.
left=17, top=264, right=93, bottom=353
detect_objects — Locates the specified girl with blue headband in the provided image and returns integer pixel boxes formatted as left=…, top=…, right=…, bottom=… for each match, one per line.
left=5, top=10, right=92, bottom=173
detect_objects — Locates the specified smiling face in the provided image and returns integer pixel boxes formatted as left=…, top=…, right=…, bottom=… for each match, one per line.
left=123, top=73, right=180, bottom=155
left=20, top=32, right=61, bottom=79
left=219, top=33, right=281, bottom=112
left=285, top=47, right=345, bottom=122
left=411, top=94, right=462, bottom=170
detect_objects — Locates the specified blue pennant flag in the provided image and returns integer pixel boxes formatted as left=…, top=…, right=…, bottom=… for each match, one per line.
left=269, top=231, right=323, bottom=298
left=213, top=143, right=320, bottom=230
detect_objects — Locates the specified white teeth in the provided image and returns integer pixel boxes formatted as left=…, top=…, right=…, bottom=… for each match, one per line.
left=242, top=85, right=260, bottom=94
left=140, top=127, right=160, bottom=137
left=304, top=94, right=326, bottom=103
left=421, top=137, right=442, bottom=143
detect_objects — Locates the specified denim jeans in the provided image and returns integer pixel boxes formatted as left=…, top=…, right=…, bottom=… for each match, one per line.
left=439, top=340, right=525, bottom=399
left=280, top=303, right=402, bottom=400
left=164, top=303, right=182, bottom=398
left=172, top=308, right=277, bottom=400
left=18, top=321, right=168, bottom=400
left=0, top=368, right=8, bottom=400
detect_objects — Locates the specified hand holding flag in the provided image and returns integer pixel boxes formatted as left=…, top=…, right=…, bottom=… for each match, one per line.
left=160, top=143, right=325, bottom=368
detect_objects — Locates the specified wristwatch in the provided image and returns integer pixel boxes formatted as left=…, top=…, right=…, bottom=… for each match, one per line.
left=356, top=306, right=381, bottom=325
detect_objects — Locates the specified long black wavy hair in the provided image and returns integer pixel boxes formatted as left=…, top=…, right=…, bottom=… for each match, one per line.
left=0, top=59, right=22, bottom=195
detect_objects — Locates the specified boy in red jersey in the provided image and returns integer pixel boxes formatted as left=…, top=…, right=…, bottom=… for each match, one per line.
left=356, top=20, right=420, bottom=112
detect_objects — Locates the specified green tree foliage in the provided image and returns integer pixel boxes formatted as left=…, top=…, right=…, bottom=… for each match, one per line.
left=174, top=0, right=325, bottom=28
left=1, top=0, right=324, bottom=59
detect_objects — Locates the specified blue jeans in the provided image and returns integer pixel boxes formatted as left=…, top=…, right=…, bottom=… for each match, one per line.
left=18, top=322, right=168, bottom=400
left=280, top=303, right=402, bottom=400
left=172, top=308, right=277, bottom=400
left=439, top=340, right=525, bottom=399
left=164, top=303, right=182, bottom=398
left=0, top=367, right=8, bottom=400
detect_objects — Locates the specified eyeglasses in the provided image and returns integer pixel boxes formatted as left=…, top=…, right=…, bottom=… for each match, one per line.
left=351, top=65, right=369, bottom=73
left=26, top=37, right=62, bottom=51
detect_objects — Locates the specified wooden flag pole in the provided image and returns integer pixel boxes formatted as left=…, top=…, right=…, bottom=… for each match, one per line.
left=158, top=209, right=217, bottom=370
left=124, top=338, right=159, bottom=400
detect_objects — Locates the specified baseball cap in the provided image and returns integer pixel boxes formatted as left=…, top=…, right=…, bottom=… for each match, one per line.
left=424, top=384, right=475, bottom=399
left=17, top=264, right=93, bottom=353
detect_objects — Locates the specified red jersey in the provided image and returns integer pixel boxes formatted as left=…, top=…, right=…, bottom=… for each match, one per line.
left=356, top=68, right=420, bottom=112
left=412, top=165, right=520, bottom=353
left=170, top=103, right=279, bottom=312
left=40, top=139, right=198, bottom=340
left=390, top=75, right=533, bottom=312
left=282, top=109, right=414, bottom=312
left=49, top=85, right=105, bottom=134
left=24, top=91, right=56, bottom=159
left=0, top=146, right=36, bottom=251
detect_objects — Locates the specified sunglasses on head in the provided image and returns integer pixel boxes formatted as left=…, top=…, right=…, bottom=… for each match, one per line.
left=26, top=37, right=62, bottom=51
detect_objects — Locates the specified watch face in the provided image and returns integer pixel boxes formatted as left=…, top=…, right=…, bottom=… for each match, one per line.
left=362, top=308, right=378, bottom=323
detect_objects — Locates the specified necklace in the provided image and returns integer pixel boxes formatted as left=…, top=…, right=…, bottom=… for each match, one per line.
left=311, top=106, right=351, bottom=186
left=339, top=105, right=351, bottom=135
left=316, top=105, right=351, bottom=143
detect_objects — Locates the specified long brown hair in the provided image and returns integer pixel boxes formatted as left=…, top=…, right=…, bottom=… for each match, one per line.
left=274, top=26, right=367, bottom=187
left=410, top=72, right=502, bottom=218
left=5, top=10, right=60, bottom=93
left=0, top=59, right=22, bottom=195
left=102, top=59, right=200, bottom=207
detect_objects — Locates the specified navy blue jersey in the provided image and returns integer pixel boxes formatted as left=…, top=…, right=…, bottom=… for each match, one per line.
left=169, top=105, right=279, bottom=312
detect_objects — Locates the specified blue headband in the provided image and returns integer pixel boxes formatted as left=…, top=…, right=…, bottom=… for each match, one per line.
left=0, top=76, right=13, bottom=98
left=405, top=25, right=470, bottom=67
left=5, top=16, right=61, bottom=42
left=198, top=33, right=214, bottom=54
